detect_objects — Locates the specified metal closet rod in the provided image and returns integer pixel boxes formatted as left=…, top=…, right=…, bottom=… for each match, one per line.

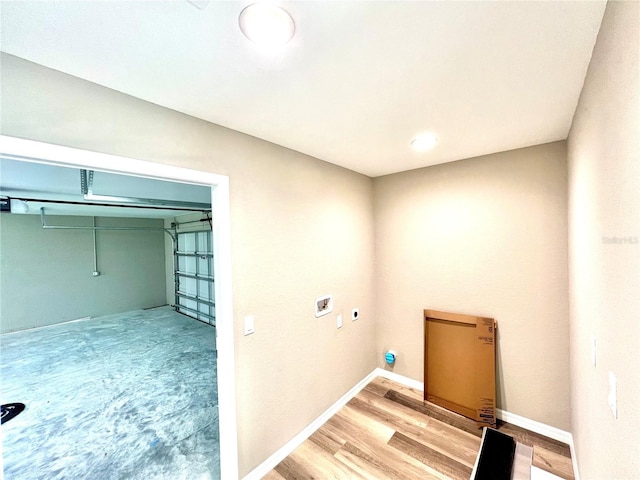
left=40, top=207, right=176, bottom=243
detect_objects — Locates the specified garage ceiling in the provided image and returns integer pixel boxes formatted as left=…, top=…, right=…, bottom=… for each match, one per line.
left=0, top=1, right=606, bottom=177
left=0, top=158, right=212, bottom=218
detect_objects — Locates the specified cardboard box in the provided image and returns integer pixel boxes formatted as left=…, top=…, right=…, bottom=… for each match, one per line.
left=424, top=309, right=497, bottom=428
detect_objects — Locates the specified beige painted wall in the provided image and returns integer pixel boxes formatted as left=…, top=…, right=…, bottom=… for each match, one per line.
left=567, top=1, right=640, bottom=478
left=374, top=142, right=570, bottom=430
left=0, top=53, right=376, bottom=476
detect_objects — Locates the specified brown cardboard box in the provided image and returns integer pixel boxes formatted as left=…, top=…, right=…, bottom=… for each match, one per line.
left=424, top=309, right=497, bottom=428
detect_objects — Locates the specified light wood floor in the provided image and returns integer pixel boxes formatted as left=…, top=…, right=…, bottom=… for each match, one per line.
left=264, top=377, right=574, bottom=480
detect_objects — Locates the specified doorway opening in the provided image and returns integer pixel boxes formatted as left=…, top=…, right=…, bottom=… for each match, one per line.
left=0, top=135, right=238, bottom=479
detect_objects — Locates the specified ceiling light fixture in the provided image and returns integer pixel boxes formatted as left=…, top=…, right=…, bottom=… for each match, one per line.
left=238, top=3, right=295, bottom=48
left=410, top=132, right=439, bottom=152
left=10, top=199, right=29, bottom=214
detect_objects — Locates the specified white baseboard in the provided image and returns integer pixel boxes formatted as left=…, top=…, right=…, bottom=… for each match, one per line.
left=243, top=367, right=578, bottom=480
left=2, top=316, right=92, bottom=335
left=241, top=368, right=379, bottom=480
left=495, top=408, right=572, bottom=445
left=569, top=435, right=580, bottom=480
left=375, top=367, right=425, bottom=390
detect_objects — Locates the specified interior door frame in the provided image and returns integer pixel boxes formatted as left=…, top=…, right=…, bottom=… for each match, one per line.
left=0, top=135, right=238, bottom=479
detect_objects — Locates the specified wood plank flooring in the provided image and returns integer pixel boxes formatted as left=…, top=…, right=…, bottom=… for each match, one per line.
left=265, top=377, right=574, bottom=480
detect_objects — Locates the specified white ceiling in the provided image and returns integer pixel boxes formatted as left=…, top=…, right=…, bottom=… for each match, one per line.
left=0, top=1, right=606, bottom=177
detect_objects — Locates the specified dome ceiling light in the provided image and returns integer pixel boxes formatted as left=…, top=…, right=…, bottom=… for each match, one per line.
left=239, top=3, right=295, bottom=48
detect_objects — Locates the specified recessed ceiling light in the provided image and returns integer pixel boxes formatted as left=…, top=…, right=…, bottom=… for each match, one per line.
left=239, top=3, right=295, bottom=48
left=410, top=132, right=438, bottom=152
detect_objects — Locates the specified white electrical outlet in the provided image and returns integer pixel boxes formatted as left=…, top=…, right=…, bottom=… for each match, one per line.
left=244, top=315, right=255, bottom=336
left=590, top=335, right=597, bottom=367
left=608, top=371, right=617, bottom=419
left=337, top=314, right=343, bottom=329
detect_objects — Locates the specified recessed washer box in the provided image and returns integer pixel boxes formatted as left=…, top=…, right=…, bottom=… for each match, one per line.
left=315, top=295, right=333, bottom=318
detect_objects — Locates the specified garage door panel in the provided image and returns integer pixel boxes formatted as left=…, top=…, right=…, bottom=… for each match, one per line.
left=175, top=230, right=215, bottom=326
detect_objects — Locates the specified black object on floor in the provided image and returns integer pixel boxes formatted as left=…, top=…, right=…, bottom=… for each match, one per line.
left=474, top=427, right=516, bottom=480
left=1, top=403, right=25, bottom=425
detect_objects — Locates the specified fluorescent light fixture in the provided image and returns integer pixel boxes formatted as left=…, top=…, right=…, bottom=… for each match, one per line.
left=239, top=3, right=295, bottom=47
left=10, top=199, right=29, bottom=214
left=411, top=132, right=439, bottom=152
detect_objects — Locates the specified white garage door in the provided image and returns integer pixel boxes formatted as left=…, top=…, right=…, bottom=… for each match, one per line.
left=174, top=230, right=215, bottom=326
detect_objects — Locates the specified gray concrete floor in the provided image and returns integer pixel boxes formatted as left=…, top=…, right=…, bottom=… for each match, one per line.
left=1, top=307, right=219, bottom=479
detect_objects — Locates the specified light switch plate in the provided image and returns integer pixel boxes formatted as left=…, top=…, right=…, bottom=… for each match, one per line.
left=244, top=315, right=255, bottom=336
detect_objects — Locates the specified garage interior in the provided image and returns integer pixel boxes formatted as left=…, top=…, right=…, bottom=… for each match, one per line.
left=0, top=158, right=221, bottom=479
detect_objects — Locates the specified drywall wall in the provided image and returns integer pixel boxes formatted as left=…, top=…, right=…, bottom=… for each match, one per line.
left=0, top=214, right=166, bottom=333
left=0, top=53, right=376, bottom=476
left=567, top=1, right=640, bottom=478
left=374, top=142, right=570, bottom=430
